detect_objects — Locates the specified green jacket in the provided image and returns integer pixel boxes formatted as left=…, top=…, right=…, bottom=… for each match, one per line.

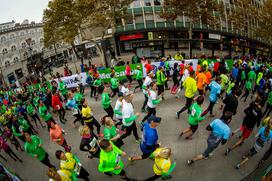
left=156, top=70, right=167, bottom=86
left=102, top=93, right=111, bottom=109
left=98, top=142, right=124, bottom=174
left=24, top=135, right=46, bottom=161
left=188, top=103, right=205, bottom=125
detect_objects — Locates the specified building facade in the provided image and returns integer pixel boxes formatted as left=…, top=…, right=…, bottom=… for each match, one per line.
left=114, top=0, right=271, bottom=58
left=0, top=21, right=72, bottom=86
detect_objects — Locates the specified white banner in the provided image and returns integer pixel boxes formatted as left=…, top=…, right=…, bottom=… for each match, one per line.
left=143, top=59, right=198, bottom=77
left=54, top=73, right=87, bottom=89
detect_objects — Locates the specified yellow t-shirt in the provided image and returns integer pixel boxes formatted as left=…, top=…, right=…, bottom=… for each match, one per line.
left=183, top=77, right=197, bottom=98
left=81, top=106, right=93, bottom=123
left=152, top=148, right=171, bottom=175
left=49, top=169, right=72, bottom=181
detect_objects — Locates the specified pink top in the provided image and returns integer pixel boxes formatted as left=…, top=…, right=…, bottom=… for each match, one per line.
left=0, top=137, right=9, bottom=151
left=126, top=65, right=131, bottom=76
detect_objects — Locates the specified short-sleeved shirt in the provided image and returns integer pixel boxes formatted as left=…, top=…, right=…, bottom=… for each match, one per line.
left=122, top=101, right=135, bottom=127
left=147, top=90, right=157, bottom=108
left=140, top=122, right=158, bottom=154
left=210, top=119, right=231, bottom=140
left=143, top=76, right=152, bottom=94
left=209, top=81, right=221, bottom=102
left=220, top=74, right=229, bottom=90
left=257, top=127, right=272, bottom=144
left=197, top=73, right=206, bottom=90
left=103, top=126, right=117, bottom=140
left=114, top=99, right=123, bottom=119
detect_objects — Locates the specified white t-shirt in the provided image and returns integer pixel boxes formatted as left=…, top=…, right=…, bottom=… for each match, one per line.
left=142, top=76, right=152, bottom=94
left=121, top=86, right=129, bottom=96
left=147, top=90, right=157, bottom=108
left=122, top=100, right=134, bottom=127
left=114, top=99, right=123, bottom=119
left=182, top=69, right=189, bottom=82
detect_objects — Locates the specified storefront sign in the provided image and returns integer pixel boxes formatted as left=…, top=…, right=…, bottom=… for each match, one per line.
left=120, top=33, right=144, bottom=41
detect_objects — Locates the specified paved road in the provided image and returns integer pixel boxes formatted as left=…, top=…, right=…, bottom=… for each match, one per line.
left=2, top=83, right=270, bottom=181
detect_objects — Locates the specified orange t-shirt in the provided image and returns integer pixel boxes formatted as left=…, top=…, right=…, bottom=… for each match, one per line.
left=205, top=71, right=212, bottom=85
left=196, top=73, right=207, bottom=90
left=50, top=124, right=64, bottom=145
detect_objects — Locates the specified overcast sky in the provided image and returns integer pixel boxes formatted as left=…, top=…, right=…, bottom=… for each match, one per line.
left=0, top=0, right=49, bottom=24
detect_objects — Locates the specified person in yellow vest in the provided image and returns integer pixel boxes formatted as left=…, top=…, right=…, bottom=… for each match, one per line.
left=144, top=147, right=175, bottom=181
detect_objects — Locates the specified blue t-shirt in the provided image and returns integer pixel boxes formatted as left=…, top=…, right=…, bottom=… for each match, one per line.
left=140, top=122, right=158, bottom=154
left=210, top=119, right=231, bottom=140
left=209, top=81, right=221, bottom=102
left=257, top=127, right=272, bottom=143
left=232, top=67, right=239, bottom=79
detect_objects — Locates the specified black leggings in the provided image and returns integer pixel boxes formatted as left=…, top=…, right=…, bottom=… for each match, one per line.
left=30, top=113, right=44, bottom=127
left=141, top=107, right=156, bottom=123
left=262, top=143, right=272, bottom=161
left=77, top=166, right=90, bottom=181
left=90, top=86, right=96, bottom=97
left=85, top=118, right=101, bottom=135
left=177, top=97, right=193, bottom=116
left=144, top=174, right=161, bottom=181
left=57, top=108, right=66, bottom=121
left=263, top=103, right=272, bottom=117
left=111, top=88, right=119, bottom=98
left=201, top=101, right=216, bottom=116
left=40, top=153, right=54, bottom=168
left=142, top=94, right=148, bottom=110
left=241, top=89, right=250, bottom=102
left=120, top=122, right=139, bottom=141
left=5, top=147, right=20, bottom=161
left=126, top=75, right=132, bottom=83
left=74, top=114, right=84, bottom=125
left=104, top=106, right=114, bottom=118
left=135, top=80, right=143, bottom=91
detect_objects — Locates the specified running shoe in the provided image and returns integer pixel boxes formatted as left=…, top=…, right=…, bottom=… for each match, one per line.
left=187, top=160, right=194, bottom=166
left=176, top=112, right=179, bottom=119
left=225, top=148, right=231, bottom=156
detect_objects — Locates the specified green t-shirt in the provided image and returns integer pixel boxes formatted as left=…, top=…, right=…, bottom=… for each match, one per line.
left=136, top=69, right=143, bottom=80
left=241, top=71, right=246, bottom=80
left=24, top=135, right=46, bottom=161
left=18, top=118, right=30, bottom=131
left=245, top=80, right=252, bottom=91
left=110, top=78, right=119, bottom=89
left=103, top=125, right=117, bottom=141
left=38, top=105, right=52, bottom=122
left=156, top=71, right=167, bottom=86
left=59, top=81, right=68, bottom=95
left=188, top=103, right=205, bottom=125
left=248, top=71, right=256, bottom=81
left=98, top=142, right=124, bottom=174
left=27, top=104, right=35, bottom=115
left=74, top=93, right=84, bottom=102
left=93, top=79, right=102, bottom=87
left=101, top=93, right=111, bottom=109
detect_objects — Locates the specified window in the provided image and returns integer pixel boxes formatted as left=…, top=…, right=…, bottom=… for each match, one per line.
left=1, top=36, right=6, bottom=42
left=144, top=0, right=151, bottom=6
left=10, top=34, right=15, bottom=39
left=22, top=42, right=26, bottom=48
left=154, top=0, right=161, bottom=6
left=23, top=52, right=28, bottom=58
left=13, top=57, right=19, bottom=63
left=146, top=14, right=154, bottom=21
left=40, top=38, right=44, bottom=43
left=5, top=61, right=10, bottom=67
left=135, top=15, right=144, bottom=23
left=20, top=31, right=25, bottom=36
left=134, top=0, right=141, bottom=7
left=125, top=16, right=134, bottom=24
left=2, top=48, right=8, bottom=55
left=11, top=45, right=16, bottom=51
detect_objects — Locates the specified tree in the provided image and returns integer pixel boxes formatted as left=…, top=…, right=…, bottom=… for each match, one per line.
left=43, top=0, right=133, bottom=67
left=162, top=0, right=223, bottom=58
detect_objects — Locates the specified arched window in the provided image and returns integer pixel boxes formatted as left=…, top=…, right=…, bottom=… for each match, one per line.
left=13, top=57, right=19, bottom=63
left=23, top=52, right=28, bottom=58
left=11, top=45, right=16, bottom=51
left=2, top=48, right=8, bottom=55
left=5, top=61, right=10, bottom=67
left=0, top=36, right=6, bottom=42
left=21, top=42, right=26, bottom=48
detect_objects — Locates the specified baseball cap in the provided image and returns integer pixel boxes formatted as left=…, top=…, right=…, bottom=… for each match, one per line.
left=148, top=116, right=161, bottom=123
left=118, top=92, right=124, bottom=97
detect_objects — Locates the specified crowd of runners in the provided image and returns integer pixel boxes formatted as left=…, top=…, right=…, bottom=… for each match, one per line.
left=0, top=53, right=272, bottom=181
